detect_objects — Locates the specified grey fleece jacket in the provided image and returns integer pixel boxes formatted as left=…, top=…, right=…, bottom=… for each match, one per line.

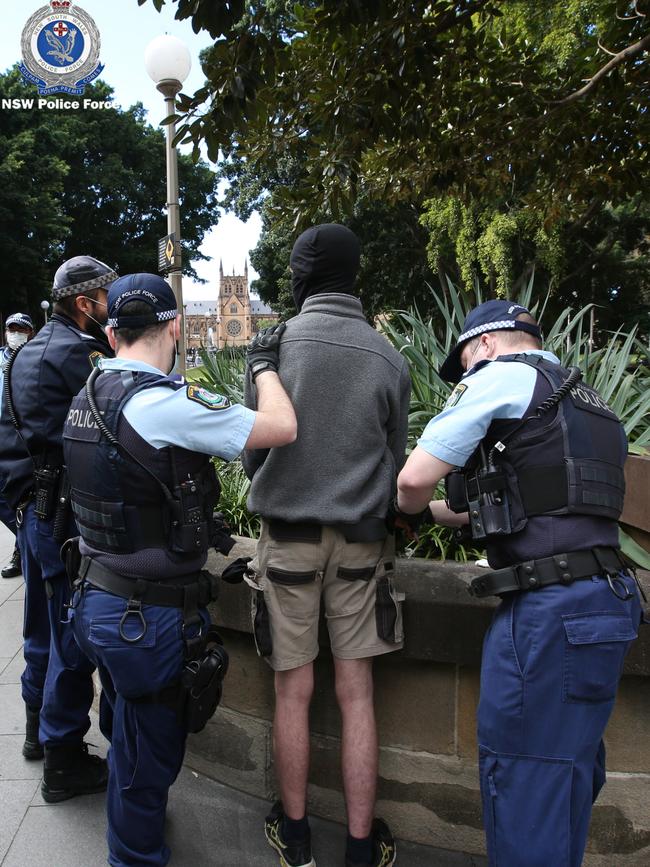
left=242, top=293, right=411, bottom=524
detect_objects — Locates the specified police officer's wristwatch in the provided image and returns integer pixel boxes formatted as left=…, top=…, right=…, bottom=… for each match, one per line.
left=250, top=360, right=277, bottom=380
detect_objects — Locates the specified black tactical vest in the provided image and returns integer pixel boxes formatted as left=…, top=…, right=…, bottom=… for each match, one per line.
left=63, top=368, right=220, bottom=559
left=449, top=354, right=625, bottom=567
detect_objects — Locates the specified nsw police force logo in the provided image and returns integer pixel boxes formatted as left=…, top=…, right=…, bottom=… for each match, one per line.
left=20, top=0, right=103, bottom=96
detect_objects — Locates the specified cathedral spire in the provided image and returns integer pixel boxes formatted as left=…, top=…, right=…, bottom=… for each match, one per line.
left=219, top=259, right=223, bottom=278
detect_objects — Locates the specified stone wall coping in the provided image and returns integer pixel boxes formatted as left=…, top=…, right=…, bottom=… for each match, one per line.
left=208, top=537, right=650, bottom=675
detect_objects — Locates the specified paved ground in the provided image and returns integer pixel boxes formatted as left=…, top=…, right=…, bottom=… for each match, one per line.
left=0, top=522, right=486, bottom=866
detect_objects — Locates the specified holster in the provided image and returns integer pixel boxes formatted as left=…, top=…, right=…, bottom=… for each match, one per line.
left=132, top=625, right=229, bottom=734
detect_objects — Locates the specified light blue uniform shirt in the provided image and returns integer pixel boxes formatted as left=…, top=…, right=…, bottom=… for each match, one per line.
left=418, top=350, right=561, bottom=467
left=99, top=357, right=255, bottom=461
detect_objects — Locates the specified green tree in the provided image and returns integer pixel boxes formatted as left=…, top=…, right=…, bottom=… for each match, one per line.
left=138, top=0, right=649, bottom=330
left=0, top=68, right=218, bottom=319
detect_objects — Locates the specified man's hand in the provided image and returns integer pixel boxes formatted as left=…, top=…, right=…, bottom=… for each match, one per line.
left=247, top=323, right=286, bottom=380
left=387, top=499, right=430, bottom=542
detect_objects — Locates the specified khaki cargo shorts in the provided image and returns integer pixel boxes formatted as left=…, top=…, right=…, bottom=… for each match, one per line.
left=245, top=520, right=405, bottom=671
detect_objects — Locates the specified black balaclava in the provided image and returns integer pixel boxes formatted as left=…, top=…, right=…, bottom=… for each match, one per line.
left=290, top=223, right=361, bottom=312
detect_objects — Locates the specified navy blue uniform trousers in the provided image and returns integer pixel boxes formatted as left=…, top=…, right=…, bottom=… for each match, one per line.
left=0, top=493, right=17, bottom=536
left=18, top=503, right=94, bottom=743
left=478, top=571, right=641, bottom=867
left=73, top=586, right=209, bottom=867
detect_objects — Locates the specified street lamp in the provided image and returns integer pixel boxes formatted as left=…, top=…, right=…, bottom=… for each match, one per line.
left=40, top=299, right=50, bottom=325
left=144, top=34, right=192, bottom=375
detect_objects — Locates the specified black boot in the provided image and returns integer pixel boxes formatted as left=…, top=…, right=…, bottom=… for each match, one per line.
left=1, top=546, right=21, bottom=579
left=41, top=743, right=108, bottom=803
left=22, top=705, right=44, bottom=760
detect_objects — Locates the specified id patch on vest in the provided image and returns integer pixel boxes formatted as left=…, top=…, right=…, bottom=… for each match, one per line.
left=186, top=385, right=231, bottom=411
left=88, top=351, right=105, bottom=369
left=446, top=383, right=468, bottom=408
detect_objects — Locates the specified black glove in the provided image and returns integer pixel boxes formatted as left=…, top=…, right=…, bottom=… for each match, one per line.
left=386, top=499, right=430, bottom=541
left=220, top=556, right=253, bottom=584
left=247, top=323, right=286, bottom=380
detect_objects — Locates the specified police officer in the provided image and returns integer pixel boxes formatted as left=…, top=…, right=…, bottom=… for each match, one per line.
left=0, top=257, right=114, bottom=793
left=396, top=300, right=643, bottom=867
left=64, top=274, right=297, bottom=867
left=0, top=313, right=35, bottom=578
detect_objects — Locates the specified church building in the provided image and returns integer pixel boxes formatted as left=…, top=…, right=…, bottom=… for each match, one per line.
left=185, top=260, right=277, bottom=350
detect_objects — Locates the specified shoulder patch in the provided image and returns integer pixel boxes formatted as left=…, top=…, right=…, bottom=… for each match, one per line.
left=186, top=384, right=231, bottom=411
left=446, top=383, right=468, bottom=408
left=88, top=351, right=105, bottom=369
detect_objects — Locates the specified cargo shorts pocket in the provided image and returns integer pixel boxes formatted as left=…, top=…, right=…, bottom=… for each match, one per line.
left=479, top=746, right=572, bottom=867
left=562, top=611, right=637, bottom=703
left=252, top=590, right=273, bottom=658
left=375, top=576, right=405, bottom=644
left=266, top=567, right=320, bottom=619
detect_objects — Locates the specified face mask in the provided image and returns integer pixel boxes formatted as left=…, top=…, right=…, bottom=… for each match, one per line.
left=168, top=340, right=180, bottom=376
left=6, top=332, right=29, bottom=350
left=80, top=296, right=108, bottom=333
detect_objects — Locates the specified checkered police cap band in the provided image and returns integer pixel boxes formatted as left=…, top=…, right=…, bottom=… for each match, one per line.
left=107, top=308, right=178, bottom=329
left=458, top=320, right=516, bottom=343
left=458, top=319, right=541, bottom=344
left=6, top=313, right=34, bottom=330
left=52, top=270, right=118, bottom=301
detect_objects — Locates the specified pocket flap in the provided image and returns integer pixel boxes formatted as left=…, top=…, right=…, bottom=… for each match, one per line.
left=89, top=616, right=157, bottom=648
left=562, top=612, right=637, bottom=646
left=267, top=567, right=317, bottom=586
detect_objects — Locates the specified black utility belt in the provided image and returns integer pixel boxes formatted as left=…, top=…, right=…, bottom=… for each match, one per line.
left=78, top=556, right=219, bottom=609
left=268, top=517, right=388, bottom=544
left=470, top=546, right=627, bottom=598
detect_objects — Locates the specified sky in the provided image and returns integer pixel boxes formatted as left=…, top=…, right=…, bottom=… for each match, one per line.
left=1, top=0, right=262, bottom=302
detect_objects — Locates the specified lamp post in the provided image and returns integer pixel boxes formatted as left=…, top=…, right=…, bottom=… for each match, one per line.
left=144, top=34, right=192, bottom=376
left=40, top=299, right=50, bottom=325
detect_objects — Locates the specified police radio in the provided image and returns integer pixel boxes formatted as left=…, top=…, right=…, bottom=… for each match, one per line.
left=33, top=464, right=60, bottom=521
left=170, top=476, right=211, bottom=553
left=446, top=445, right=512, bottom=542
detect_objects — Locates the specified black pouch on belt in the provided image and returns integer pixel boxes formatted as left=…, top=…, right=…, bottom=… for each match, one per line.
left=60, top=536, right=82, bottom=591
left=182, top=626, right=229, bottom=734
left=253, top=590, right=273, bottom=657
left=375, top=576, right=398, bottom=642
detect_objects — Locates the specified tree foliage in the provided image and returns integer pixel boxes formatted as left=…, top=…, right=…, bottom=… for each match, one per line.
left=0, top=69, right=218, bottom=319
left=138, top=0, right=649, bottom=329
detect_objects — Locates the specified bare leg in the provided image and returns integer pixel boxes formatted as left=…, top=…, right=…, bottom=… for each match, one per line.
left=273, top=663, right=314, bottom=820
left=335, top=657, right=377, bottom=838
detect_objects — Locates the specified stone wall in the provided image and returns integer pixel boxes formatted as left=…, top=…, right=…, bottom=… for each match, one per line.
left=185, top=538, right=650, bottom=865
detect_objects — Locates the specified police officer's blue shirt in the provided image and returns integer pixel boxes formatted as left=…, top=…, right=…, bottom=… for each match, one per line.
left=418, top=350, right=561, bottom=466
left=99, top=357, right=255, bottom=460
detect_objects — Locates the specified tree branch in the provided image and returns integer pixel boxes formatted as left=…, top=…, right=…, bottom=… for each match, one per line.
left=555, top=32, right=650, bottom=106
left=598, top=38, right=619, bottom=57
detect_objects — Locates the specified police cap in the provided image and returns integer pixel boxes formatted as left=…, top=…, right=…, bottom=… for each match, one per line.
left=107, top=274, right=177, bottom=330
left=5, top=312, right=34, bottom=330
left=440, top=300, right=543, bottom=383
left=52, top=256, right=118, bottom=301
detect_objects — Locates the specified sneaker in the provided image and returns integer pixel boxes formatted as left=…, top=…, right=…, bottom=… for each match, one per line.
left=345, top=819, right=396, bottom=867
left=41, top=742, right=108, bottom=803
left=264, top=801, right=316, bottom=867
left=22, top=705, right=44, bottom=761
left=1, top=546, right=21, bottom=579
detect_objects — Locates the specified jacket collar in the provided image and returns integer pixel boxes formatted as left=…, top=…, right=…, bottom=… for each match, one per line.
left=299, top=293, right=366, bottom=320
